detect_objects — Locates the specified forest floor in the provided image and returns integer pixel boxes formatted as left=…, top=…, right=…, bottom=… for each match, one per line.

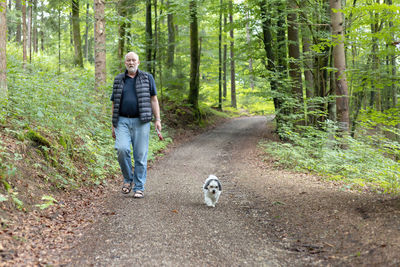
left=1, top=116, right=400, bottom=266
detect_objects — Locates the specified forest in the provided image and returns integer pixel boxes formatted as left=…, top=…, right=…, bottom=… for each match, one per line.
left=1, top=0, right=400, bottom=265
left=0, top=0, right=400, bottom=222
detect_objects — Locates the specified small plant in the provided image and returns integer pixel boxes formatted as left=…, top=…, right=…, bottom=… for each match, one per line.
left=35, top=195, right=58, bottom=210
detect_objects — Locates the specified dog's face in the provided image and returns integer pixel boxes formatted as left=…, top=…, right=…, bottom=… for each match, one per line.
left=206, top=180, right=220, bottom=194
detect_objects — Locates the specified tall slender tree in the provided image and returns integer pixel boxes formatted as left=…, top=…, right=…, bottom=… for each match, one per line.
left=0, top=0, right=7, bottom=104
left=117, top=0, right=129, bottom=70
left=188, top=0, right=200, bottom=115
left=287, top=0, right=303, bottom=118
left=229, top=0, right=236, bottom=108
left=72, top=0, right=83, bottom=67
left=16, top=0, right=22, bottom=43
left=330, top=0, right=350, bottom=132
left=94, top=0, right=106, bottom=90
left=145, top=0, right=153, bottom=74
left=84, top=3, right=90, bottom=60
left=167, top=0, right=175, bottom=68
left=223, top=9, right=227, bottom=98
left=218, top=0, right=223, bottom=110
left=22, top=0, right=27, bottom=68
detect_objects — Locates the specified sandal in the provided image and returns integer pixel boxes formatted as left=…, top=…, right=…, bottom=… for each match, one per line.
left=121, top=183, right=132, bottom=194
left=133, top=191, right=144, bottom=198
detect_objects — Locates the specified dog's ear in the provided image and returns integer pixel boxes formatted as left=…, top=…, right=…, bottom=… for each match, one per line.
left=203, top=179, right=211, bottom=190
left=217, top=180, right=222, bottom=191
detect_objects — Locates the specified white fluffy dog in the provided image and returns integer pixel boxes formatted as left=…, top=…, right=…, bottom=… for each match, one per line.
left=203, top=175, right=222, bottom=207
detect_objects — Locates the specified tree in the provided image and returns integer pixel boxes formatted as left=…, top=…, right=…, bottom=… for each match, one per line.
left=229, top=0, right=236, bottom=108
left=330, top=0, right=349, bottom=132
left=287, top=0, right=303, bottom=119
left=218, top=0, right=223, bottom=110
left=188, top=0, right=200, bottom=115
left=72, top=0, right=83, bottom=67
left=16, top=0, right=22, bottom=43
left=117, top=0, right=131, bottom=70
left=145, top=0, right=153, bottom=74
left=22, top=0, right=27, bottom=68
left=94, top=0, right=106, bottom=90
left=167, top=0, right=175, bottom=68
left=0, top=0, right=7, bottom=104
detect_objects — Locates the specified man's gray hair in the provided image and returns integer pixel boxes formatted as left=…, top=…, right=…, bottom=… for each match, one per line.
left=125, top=52, right=139, bottom=61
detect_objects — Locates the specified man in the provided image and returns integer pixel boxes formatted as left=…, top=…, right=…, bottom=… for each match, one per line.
left=111, top=52, right=162, bottom=198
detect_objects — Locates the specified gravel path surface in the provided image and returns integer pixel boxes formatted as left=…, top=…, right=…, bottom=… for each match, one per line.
left=66, top=116, right=300, bottom=266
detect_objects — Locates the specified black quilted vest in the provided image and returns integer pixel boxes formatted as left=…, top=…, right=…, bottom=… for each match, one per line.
left=112, top=69, right=153, bottom=127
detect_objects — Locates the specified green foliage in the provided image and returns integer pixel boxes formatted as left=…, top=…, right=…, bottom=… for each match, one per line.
left=35, top=195, right=58, bottom=210
left=261, top=120, right=400, bottom=193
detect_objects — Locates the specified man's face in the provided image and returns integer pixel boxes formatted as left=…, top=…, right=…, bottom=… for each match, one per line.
left=125, top=53, right=140, bottom=73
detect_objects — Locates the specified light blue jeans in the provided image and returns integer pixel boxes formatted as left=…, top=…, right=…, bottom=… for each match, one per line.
left=114, top=117, right=150, bottom=192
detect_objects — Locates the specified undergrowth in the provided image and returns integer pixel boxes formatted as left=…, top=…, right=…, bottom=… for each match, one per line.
left=260, top=119, right=400, bottom=193
left=0, top=45, right=173, bottom=210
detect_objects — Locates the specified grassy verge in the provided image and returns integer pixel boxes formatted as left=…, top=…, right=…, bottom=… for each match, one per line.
left=260, top=121, right=400, bottom=194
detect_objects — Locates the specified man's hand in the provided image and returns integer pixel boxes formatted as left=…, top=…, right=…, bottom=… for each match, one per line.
left=112, top=126, right=116, bottom=139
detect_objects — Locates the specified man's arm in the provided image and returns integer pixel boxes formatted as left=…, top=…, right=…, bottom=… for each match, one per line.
left=151, top=95, right=162, bottom=132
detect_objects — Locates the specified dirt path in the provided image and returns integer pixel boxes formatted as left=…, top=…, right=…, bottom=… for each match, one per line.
left=65, top=116, right=400, bottom=266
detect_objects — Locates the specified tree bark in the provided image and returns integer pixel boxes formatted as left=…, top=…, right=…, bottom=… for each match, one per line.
left=28, top=1, right=32, bottom=63
left=260, top=0, right=282, bottom=128
left=218, top=0, right=222, bottom=110
left=223, top=10, right=227, bottom=98
left=330, top=0, right=350, bottom=132
left=94, top=0, right=106, bottom=90
left=84, top=3, right=90, bottom=60
left=188, top=0, right=200, bottom=114
left=245, top=8, right=254, bottom=90
left=167, top=0, right=175, bottom=68
left=117, top=0, right=127, bottom=70
left=0, top=0, right=7, bottom=103
left=145, top=0, right=153, bottom=74
left=303, top=35, right=315, bottom=125
left=229, top=0, right=236, bottom=108
left=72, top=0, right=83, bottom=67
left=153, top=0, right=158, bottom=78
left=22, top=0, right=27, bottom=68
left=16, top=0, right=22, bottom=43
left=287, top=0, right=304, bottom=120
left=33, top=0, right=37, bottom=53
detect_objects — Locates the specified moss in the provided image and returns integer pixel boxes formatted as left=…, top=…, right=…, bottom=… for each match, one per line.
left=26, top=130, right=51, bottom=147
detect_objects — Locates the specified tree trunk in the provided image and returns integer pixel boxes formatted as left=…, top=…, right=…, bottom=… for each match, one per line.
left=287, top=0, right=304, bottom=120
left=16, top=0, right=22, bottom=43
left=72, top=0, right=83, bottom=67
left=276, top=0, right=287, bottom=77
left=303, top=34, right=315, bottom=125
left=223, top=10, right=227, bottom=98
left=245, top=8, right=254, bottom=90
left=22, top=0, right=27, bottom=68
left=218, top=0, right=222, bottom=110
left=188, top=0, right=200, bottom=115
left=145, top=0, right=153, bottom=74
left=167, top=0, right=175, bottom=68
left=117, top=0, right=127, bottom=71
left=94, top=0, right=106, bottom=90
left=33, top=0, right=38, bottom=53
left=0, top=0, right=7, bottom=103
left=153, top=0, right=158, bottom=79
left=40, top=8, right=44, bottom=51
left=84, top=3, right=90, bottom=60
left=330, top=0, right=350, bottom=132
left=28, top=1, right=32, bottom=63
left=229, top=0, right=236, bottom=108
left=260, top=0, right=282, bottom=129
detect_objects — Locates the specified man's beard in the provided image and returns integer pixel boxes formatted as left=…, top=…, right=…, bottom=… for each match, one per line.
left=127, top=66, right=137, bottom=73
